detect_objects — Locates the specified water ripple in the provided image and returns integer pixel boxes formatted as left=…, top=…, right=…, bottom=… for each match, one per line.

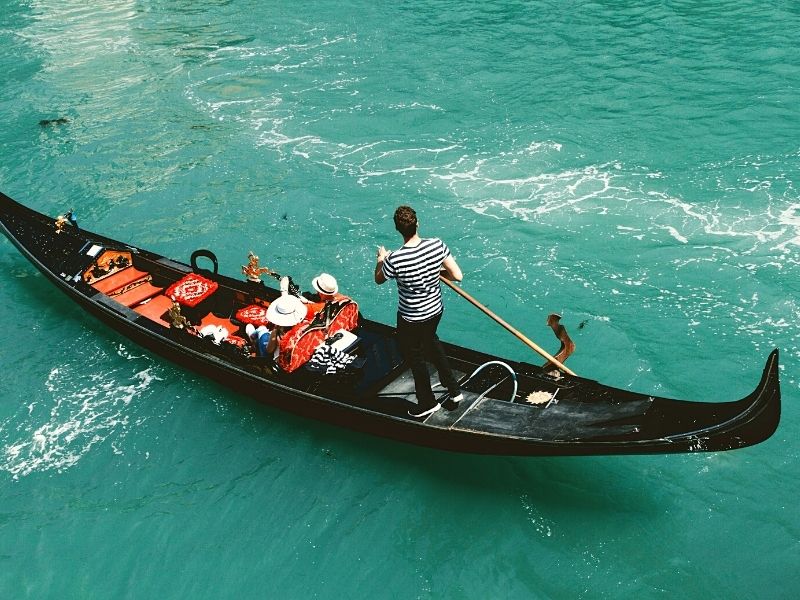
left=1, top=346, right=162, bottom=479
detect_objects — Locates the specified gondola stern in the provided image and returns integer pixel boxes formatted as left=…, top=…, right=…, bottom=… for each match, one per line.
left=756, top=347, right=781, bottom=431
left=721, top=347, right=782, bottom=451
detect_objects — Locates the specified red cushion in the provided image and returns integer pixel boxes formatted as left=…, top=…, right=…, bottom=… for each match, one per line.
left=277, top=322, right=326, bottom=373
left=166, top=273, right=218, bottom=307
left=235, top=304, right=270, bottom=326
left=199, top=313, right=239, bottom=335
left=197, top=313, right=246, bottom=347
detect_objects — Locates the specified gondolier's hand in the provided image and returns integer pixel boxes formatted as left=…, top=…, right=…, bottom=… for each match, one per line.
left=374, top=246, right=389, bottom=284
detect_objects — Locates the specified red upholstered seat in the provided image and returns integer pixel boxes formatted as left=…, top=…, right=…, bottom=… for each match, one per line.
left=277, top=322, right=325, bottom=373
left=92, top=267, right=150, bottom=294
left=133, top=294, right=174, bottom=326
left=235, top=303, right=271, bottom=327
left=166, top=273, right=218, bottom=307
left=112, top=281, right=163, bottom=307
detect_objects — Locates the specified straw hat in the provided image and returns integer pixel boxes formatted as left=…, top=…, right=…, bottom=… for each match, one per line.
left=312, top=273, right=338, bottom=295
left=266, top=294, right=308, bottom=327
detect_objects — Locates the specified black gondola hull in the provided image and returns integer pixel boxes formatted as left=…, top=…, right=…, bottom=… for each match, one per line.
left=0, top=191, right=781, bottom=456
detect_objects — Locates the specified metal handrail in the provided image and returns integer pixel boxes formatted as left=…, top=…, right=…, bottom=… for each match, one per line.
left=452, top=361, right=518, bottom=427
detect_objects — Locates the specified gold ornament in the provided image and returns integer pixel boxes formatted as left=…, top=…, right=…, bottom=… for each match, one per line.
left=54, top=214, right=68, bottom=234
left=54, top=209, right=75, bottom=234
left=167, top=300, right=190, bottom=329
left=241, top=251, right=272, bottom=283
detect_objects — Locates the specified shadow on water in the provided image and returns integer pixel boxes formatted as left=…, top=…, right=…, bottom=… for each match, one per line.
left=294, top=417, right=665, bottom=514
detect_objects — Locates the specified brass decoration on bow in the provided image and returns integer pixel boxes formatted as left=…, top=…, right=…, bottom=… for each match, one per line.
left=54, top=214, right=69, bottom=234
left=54, top=209, right=76, bottom=234
left=241, top=251, right=273, bottom=283
left=525, top=391, right=553, bottom=405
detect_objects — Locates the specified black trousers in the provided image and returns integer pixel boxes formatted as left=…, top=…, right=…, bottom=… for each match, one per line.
left=396, top=311, right=460, bottom=409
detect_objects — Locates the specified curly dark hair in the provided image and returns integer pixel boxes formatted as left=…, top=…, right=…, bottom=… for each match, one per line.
left=393, top=205, right=418, bottom=238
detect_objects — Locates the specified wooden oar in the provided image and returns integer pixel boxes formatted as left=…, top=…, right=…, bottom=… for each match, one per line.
left=439, top=276, right=577, bottom=376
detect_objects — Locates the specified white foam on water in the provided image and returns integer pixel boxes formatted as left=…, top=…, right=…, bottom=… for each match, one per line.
left=387, top=102, right=444, bottom=112
left=427, top=157, right=623, bottom=221
left=1, top=362, right=163, bottom=479
left=663, top=226, right=689, bottom=244
left=773, top=203, right=800, bottom=251
left=178, top=24, right=800, bottom=272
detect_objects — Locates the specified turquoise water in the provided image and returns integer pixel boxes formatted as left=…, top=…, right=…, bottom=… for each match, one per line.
left=1, top=0, right=799, bottom=597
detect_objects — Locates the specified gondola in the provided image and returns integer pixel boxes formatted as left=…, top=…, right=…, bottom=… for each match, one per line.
left=0, top=190, right=781, bottom=456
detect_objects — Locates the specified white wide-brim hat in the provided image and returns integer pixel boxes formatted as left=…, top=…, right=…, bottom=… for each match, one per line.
left=266, top=294, right=308, bottom=327
left=312, top=272, right=338, bottom=295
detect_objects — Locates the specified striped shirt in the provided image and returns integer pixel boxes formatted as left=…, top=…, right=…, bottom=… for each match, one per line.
left=382, top=238, right=450, bottom=322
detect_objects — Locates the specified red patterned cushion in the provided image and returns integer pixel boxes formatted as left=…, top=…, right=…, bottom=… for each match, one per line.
left=275, top=300, right=359, bottom=373
left=329, top=301, right=359, bottom=332
left=235, top=304, right=270, bottom=326
left=166, top=273, right=218, bottom=307
left=277, top=321, right=326, bottom=373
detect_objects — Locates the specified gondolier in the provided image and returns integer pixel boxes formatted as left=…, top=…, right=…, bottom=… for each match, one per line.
left=375, top=205, right=464, bottom=418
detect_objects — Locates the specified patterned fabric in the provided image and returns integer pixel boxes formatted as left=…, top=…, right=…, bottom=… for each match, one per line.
left=382, top=238, right=450, bottom=322
left=235, top=304, right=270, bottom=326
left=305, top=345, right=356, bottom=375
left=306, top=297, right=359, bottom=331
left=166, top=273, right=218, bottom=307
left=276, top=300, right=359, bottom=372
left=277, top=320, right=326, bottom=373
left=328, top=300, right=359, bottom=332
left=90, top=266, right=149, bottom=294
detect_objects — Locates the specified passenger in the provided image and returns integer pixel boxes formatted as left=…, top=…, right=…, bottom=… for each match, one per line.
left=245, top=324, right=271, bottom=357
left=312, top=272, right=342, bottom=301
left=374, top=205, right=464, bottom=418
left=301, top=272, right=346, bottom=312
left=263, top=293, right=308, bottom=361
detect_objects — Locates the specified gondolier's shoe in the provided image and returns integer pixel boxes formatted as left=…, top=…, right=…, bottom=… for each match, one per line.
left=408, top=403, right=441, bottom=418
left=447, top=385, right=463, bottom=403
